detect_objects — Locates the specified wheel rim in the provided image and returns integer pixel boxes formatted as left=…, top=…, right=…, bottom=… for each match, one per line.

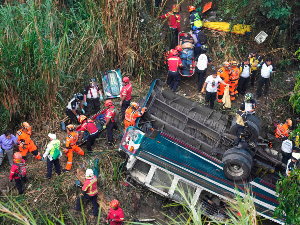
left=226, top=164, right=244, bottom=177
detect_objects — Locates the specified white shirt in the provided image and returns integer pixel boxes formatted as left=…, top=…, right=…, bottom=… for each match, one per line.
left=86, top=86, right=98, bottom=99
left=67, top=98, right=79, bottom=111
left=245, top=102, right=254, bottom=114
left=240, top=65, right=250, bottom=78
left=205, top=75, right=222, bottom=92
left=196, top=54, right=208, bottom=70
left=261, top=63, right=274, bottom=78
left=281, top=139, right=293, bottom=153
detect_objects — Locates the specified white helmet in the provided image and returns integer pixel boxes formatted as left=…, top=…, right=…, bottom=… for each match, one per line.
left=85, top=169, right=94, bottom=179
left=48, top=133, right=57, bottom=140
left=292, top=153, right=300, bottom=161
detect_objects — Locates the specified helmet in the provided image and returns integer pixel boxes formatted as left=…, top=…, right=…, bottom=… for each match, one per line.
left=189, top=6, right=196, bottom=12
left=85, top=169, right=94, bottom=179
left=22, top=122, right=30, bottom=130
left=110, top=199, right=120, bottom=208
left=123, top=77, right=130, bottom=83
left=200, top=45, right=208, bottom=52
left=48, top=133, right=56, bottom=140
left=13, top=152, right=22, bottom=163
left=74, top=93, right=84, bottom=101
left=192, top=26, right=198, bottom=31
left=78, top=115, right=87, bottom=123
left=231, top=61, right=238, bottom=67
left=89, top=78, right=96, bottom=85
left=172, top=50, right=179, bottom=56
left=66, top=124, right=75, bottom=131
left=172, top=4, right=179, bottom=12
left=130, top=102, right=139, bottom=110
left=286, top=119, right=292, bottom=127
left=223, top=61, right=230, bottom=67
left=105, top=100, right=113, bottom=107
left=175, top=45, right=182, bottom=52
left=244, top=93, right=253, bottom=101
left=292, top=152, right=300, bottom=161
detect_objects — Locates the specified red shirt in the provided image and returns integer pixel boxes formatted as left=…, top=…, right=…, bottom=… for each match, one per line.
left=82, top=175, right=98, bottom=196
left=9, top=159, right=26, bottom=180
left=168, top=56, right=183, bottom=72
left=80, top=119, right=98, bottom=134
left=103, top=107, right=116, bottom=123
left=160, top=12, right=181, bottom=32
left=107, top=207, right=125, bottom=225
left=120, top=83, right=132, bottom=101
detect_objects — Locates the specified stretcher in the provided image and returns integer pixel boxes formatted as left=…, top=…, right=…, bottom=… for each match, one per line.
left=203, top=22, right=251, bottom=35
left=178, top=33, right=195, bottom=77
left=102, top=69, right=123, bottom=99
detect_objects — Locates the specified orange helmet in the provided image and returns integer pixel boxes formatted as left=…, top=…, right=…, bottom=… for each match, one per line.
left=123, top=77, right=129, bottom=83
left=172, top=4, right=179, bottom=12
left=223, top=61, right=230, bottom=67
left=175, top=45, right=182, bottom=52
left=189, top=6, right=196, bottom=12
left=231, top=61, right=238, bottom=67
left=172, top=50, right=179, bottom=56
left=286, top=119, right=292, bottom=127
left=110, top=199, right=120, bottom=208
left=78, top=115, right=87, bottom=123
left=13, top=152, right=22, bottom=163
left=130, top=102, right=139, bottom=110
left=66, top=124, right=75, bottom=131
left=22, top=122, right=30, bottom=130
left=105, top=100, right=113, bottom=107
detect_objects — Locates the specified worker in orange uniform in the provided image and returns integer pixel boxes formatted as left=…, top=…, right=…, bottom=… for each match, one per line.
left=159, top=5, right=181, bottom=49
left=63, top=125, right=84, bottom=172
left=16, top=122, right=41, bottom=160
left=107, top=199, right=125, bottom=225
left=275, top=119, right=292, bottom=140
left=167, top=50, right=183, bottom=92
left=124, top=102, right=146, bottom=132
left=217, top=62, right=231, bottom=102
left=229, top=61, right=240, bottom=100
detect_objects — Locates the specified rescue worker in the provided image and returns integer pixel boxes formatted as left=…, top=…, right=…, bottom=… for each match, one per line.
left=42, top=133, right=62, bottom=179
left=234, top=106, right=248, bottom=147
left=9, top=152, right=27, bottom=195
left=124, top=102, right=146, bottom=132
left=275, top=119, right=292, bottom=140
left=120, top=77, right=132, bottom=121
left=0, top=131, right=18, bottom=166
left=101, top=100, right=118, bottom=146
left=194, top=45, right=214, bottom=92
left=167, top=50, right=183, bottom=92
left=63, top=125, right=84, bottom=172
left=65, top=93, right=85, bottom=127
left=78, top=115, right=99, bottom=153
left=73, top=169, right=99, bottom=216
left=286, top=153, right=300, bottom=177
left=256, top=58, right=276, bottom=98
left=189, top=6, right=203, bottom=29
left=248, top=50, right=263, bottom=89
left=240, top=93, right=256, bottom=115
left=107, top=199, right=125, bottom=225
left=229, top=61, right=239, bottom=100
left=192, top=26, right=207, bottom=59
left=217, top=62, right=231, bottom=102
left=281, top=138, right=294, bottom=165
left=237, top=58, right=251, bottom=96
left=159, top=5, right=181, bottom=49
left=16, top=122, right=41, bottom=160
left=83, top=78, right=104, bottom=117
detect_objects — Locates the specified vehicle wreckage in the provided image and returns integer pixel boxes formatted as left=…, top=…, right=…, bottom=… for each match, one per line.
left=119, top=79, right=285, bottom=224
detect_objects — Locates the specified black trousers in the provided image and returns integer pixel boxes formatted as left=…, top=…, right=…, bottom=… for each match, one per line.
left=256, top=76, right=270, bottom=97
left=281, top=151, right=292, bottom=165
left=169, top=28, right=178, bottom=49
left=47, top=158, right=61, bottom=179
left=65, top=109, right=80, bottom=126
left=85, top=98, right=101, bottom=116
left=107, top=121, right=118, bottom=143
left=196, top=68, right=207, bottom=92
left=87, top=131, right=99, bottom=152
left=250, top=70, right=257, bottom=87
left=15, top=177, right=26, bottom=195
left=76, top=194, right=99, bottom=216
left=168, top=71, right=181, bottom=92
left=237, top=77, right=249, bottom=96
left=205, top=91, right=217, bottom=109
left=234, top=125, right=245, bottom=146
left=121, top=100, right=131, bottom=121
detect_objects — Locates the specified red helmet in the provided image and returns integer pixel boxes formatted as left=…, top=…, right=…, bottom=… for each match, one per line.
left=105, top=100, right=113, bottom=107
left=172, top=50, right=179, bottom=56
left=172, top=4, right=179, bottom=12
left=13, top=152, right=22, bottom=163
left=122, top=77, right=129, bottom=83
left=22, top=122, right=30, bottom=130
left=78, top=115, right=87, bottom=123
left=175, top=45, right=182, bottom=52
left=189, top=6, right=196, bottom=12
left=110, top=199, right=120, bottom=208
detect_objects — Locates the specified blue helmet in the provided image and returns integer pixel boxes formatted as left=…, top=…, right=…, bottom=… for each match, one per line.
left=192, top=26, right=198, bottom=31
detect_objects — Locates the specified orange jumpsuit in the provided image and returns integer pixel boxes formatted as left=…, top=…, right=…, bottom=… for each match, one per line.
left=16, top=129, right=41, bottom=160
left=64, top=131, right=84, bottom=170
left=229, top=67, right=240, bottom=100
left=275, top=123, right=290, bottom=140
left=124, top=107, right=146, bottom=131
left=217, top=67, right=231, bottom=102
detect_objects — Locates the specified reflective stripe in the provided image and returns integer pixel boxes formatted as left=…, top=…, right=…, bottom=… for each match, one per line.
left=67, top=162, right=72, bottom=164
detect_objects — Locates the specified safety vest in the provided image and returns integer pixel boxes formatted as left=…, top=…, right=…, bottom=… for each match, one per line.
left=66, top=131, right=79, bottom=147
left=49, top=140, right=61, bottom=159
left=275, top=123, right=289, bottom=138
left=194, top=12, right=203, bottom=28
left=230, top=67, right=239, bottom=81
left=249, top=55, right=262, bottom=71
left=82, top=176, right=98, bottom=196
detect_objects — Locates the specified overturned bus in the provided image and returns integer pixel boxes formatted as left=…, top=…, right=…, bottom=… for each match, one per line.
left=119, top=80, right=285, bottom=224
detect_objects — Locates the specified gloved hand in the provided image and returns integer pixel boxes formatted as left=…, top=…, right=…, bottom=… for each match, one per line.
left=257, top=64, right=261, bottom=67
left=103, top=125, right=106, bottom=129
left=246, top=111, right=249, bottom=114
left=84, top=102, right=87, bottom=107
left=100, top=95, right=104, bottom=101
left=41, top=157, right=44, bottom=161
left=76, top=115, right=79, bottom=119
left=82, top=109, right=85, bottom=114
left=211, top=66, right=215, bottom=70
left=270, top=70, right=273, bottom=73
left=0, top=148, right=2, bottom=154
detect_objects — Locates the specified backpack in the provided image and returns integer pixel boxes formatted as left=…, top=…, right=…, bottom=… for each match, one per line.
left=195, top=31, right=207, bottom=47
left=13, top=162, right=27, bottom=178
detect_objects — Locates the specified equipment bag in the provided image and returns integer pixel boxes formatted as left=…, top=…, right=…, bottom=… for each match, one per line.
left=13, top=162, right=27, bottom=178
left=196, top=32, right=207, bottom=45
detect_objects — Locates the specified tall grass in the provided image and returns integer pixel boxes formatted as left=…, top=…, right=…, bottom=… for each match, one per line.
left=0, top=0, right=164, bottom=123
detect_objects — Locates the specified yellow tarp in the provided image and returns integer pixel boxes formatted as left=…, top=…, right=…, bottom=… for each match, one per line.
left=203, top=22, right=251, bottom=35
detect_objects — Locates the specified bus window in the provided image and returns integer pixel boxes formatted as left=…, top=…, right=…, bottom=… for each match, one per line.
left=150, top=168, right=174, bottom=193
